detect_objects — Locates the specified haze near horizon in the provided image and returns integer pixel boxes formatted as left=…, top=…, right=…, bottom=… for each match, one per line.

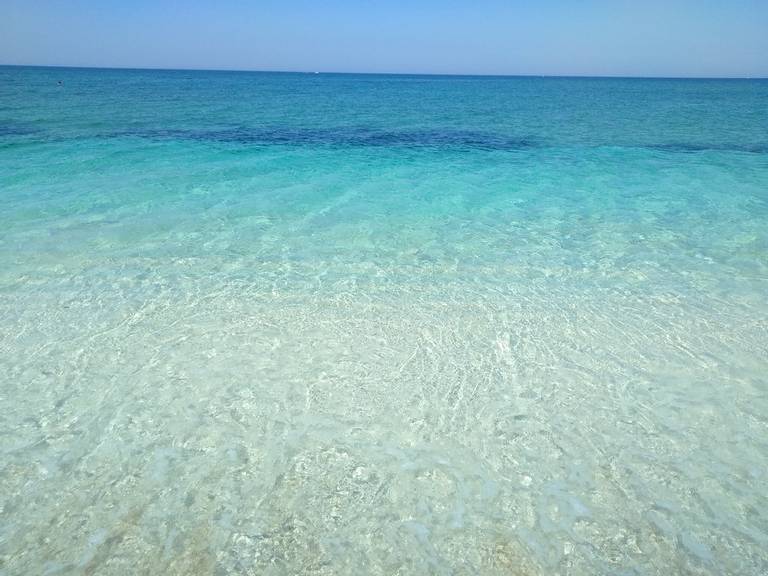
left=1, top=0, right=767, bottom=78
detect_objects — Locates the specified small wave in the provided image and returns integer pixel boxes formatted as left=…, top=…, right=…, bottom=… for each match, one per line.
left=646, top=142, right=768, bottom=154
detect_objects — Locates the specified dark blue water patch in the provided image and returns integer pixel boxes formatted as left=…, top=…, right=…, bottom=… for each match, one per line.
left=0, top=124, right=41, bottom=137
left=107, top=127, right=768, bottom=154
left=108, top=127, right=539, bottom=151
left=6, top=124, right=768, bottom=156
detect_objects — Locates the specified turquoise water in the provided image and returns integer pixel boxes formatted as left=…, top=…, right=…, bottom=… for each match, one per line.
left=1, top=66, right=768, bottom=575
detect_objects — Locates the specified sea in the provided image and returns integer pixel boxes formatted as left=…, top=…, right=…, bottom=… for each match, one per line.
left=1, top=66, right=767, bottom=575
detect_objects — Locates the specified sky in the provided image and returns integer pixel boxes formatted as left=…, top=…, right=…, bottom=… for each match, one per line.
left=1, top=0, right=767, bottom=77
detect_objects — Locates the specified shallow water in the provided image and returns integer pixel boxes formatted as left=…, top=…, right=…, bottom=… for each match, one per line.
left=1, top=67, right=767, bottom=575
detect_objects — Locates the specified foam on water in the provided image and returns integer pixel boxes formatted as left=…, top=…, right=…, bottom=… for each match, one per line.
left=1, top=67, right=767, bottom=575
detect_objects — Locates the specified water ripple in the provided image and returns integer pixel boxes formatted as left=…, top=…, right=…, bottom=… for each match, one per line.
left=647, top=142, right=768, bottom=154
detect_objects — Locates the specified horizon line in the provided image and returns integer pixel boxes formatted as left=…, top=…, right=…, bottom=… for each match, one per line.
left=1, top=63, right=766, bottom=81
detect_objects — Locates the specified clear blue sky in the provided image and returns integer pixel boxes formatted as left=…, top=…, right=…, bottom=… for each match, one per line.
left=1, top=0, right=767, bottom=77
